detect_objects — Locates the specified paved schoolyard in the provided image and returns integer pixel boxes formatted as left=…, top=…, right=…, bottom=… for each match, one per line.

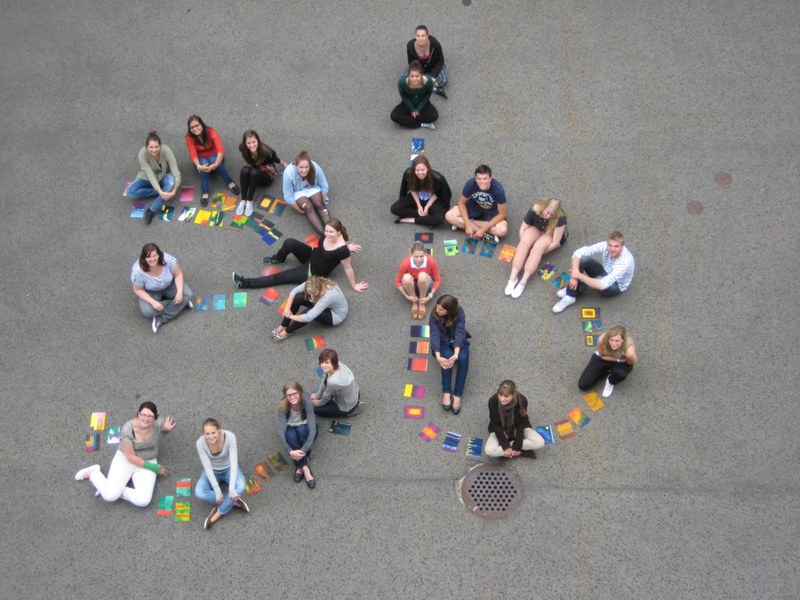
left=1, top=1, right=798, bottom=598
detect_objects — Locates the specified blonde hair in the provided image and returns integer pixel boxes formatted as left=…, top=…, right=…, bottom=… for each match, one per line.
left=410, top=241, right=426, bottom=254
left=597, top=325, right=631, bottom=356
left=530, top=198, right=566, bottom=237
left=304, top=276, right=336, bottom=300
left=278, top=380, right=304, bottom=414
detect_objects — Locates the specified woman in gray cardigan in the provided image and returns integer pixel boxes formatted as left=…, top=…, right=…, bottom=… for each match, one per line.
left=272, top=276, right=348, bottom=341
left=311, top=348, right=361, bottom=417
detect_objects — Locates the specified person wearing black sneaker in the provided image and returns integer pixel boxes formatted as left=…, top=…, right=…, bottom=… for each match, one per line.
left=445, top=164, right=508, bottom=241
left=390, top=155, right=451, bottom=228
left=123, top=131, right=182, bottom=225
left=195, top=418, right=249, bottom=530
left=485, top=380, right=544, bottom=459
left=131, top=243, right=193, bottom=333
left=232, top=219, right=367, bottom=292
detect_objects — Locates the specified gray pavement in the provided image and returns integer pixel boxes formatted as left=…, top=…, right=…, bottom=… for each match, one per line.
left=1, top=1, right=798, bottom=598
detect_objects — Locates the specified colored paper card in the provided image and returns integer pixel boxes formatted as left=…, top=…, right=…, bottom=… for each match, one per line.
left=581, top=307, right=599, bottom=320
left=219, top=195, right=237, bottom=211
left=250, top=211, right=265, bottom=222
left=535, top=425, right=554, bottom=445
left=244, top=217, right=263, bottom=232
left=90, top=412, right=107, bottom=431
left=425, top=248, right=433, bottom=256
left=305, top=335, right=326, bottom=351
left=212, top=294, right=226, bottom=311
left=208, top=194, right=223, bottom=209
left=267, top=451, right=290, bottom=472
left=583, top=390, right=605, bottom=412
left=254, top=461, right=273, bottom=480
left=479, top=240, right=497, bottom=258
left=497, top=244, right=516, bottom=262
left=418, top=423, right=440, bottom=441
left=443, top=239, right=459, bottom=257
left=268, top=198, right=287, bottom=215
left=174, top=501, right=191, bottom=522
left=567, top=407, right=591, bottom=428
left=179, top=187, right=194, bottom=202
left=106, top=426, right=121, bottom=445
left=315, top=365, right=325, bottom=378
left=411, top=137, right=425, bottom=152
left=259, top=288, right=280, bottom=305
left=408, top=341, right=430, bottom=355
left=175, top=477, right=192, bottom=498
left=442, top=431, right=462, bottom=452
left=259, top=196, right=274, bottom=209
left=209, top=211, right=224, bottom=227
left=585, top=334, right=599, bottom=346
left=582, top=320, right=603, bottom=334
left=465, top=436, right=484, bottom=459
left=552, top=273, right=570, bottom=289
left=410, top=325, right=430, bottom=338
left=404, top=406, right=425, bottom=419
left=555, top=419, right=576, bottom=440
left=84, top=433, right=99, bottom=452
left=260, top=229, right=280, bottom=246
left=159, top=205, right=175, bottom=221
left=230, top=215, right=248, bottom=231
left=462, top=238, right=479, bottom=254
left=129, top=202, right=145, bottom=219
left=276, top=299, right=288, bottom=314
left=245, top=473, right=262, bottom=495
left=403, top=384, right=427, bottom=400
left=537, top=265, right=556, bottom=280
left=303, top=233, right=320, bottom=249
left=329, top=420, right=352, bottom=436
left=261, top=265, right=280, bottom=277
left=407, top=358, right=429, bottom=372
left=178, top=206, right=196, bottom=222
left=156, top=495, right=174, bottom=516
left=194, top=295, right=210, bottom=312
left=415, top=232, right=433, bottom=243
left=232, top=291, right=248, bottom=309
left=194, top=209, right=212, bottom=225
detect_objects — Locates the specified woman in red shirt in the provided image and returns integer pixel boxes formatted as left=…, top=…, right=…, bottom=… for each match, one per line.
left=395, top=241, right=441, bottom=320
left=185, top=115, right=239, bottom=206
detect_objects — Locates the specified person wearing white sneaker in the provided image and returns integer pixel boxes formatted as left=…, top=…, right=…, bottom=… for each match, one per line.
left=195, top=418, right=248, bottom=530
left=131, top=243, right=193, bottom=332
left=578, top=326, right=637, bottom=398
left=552, top=231, right=635, bottom=314
left=75, top=401, right=176, bottom=507
left=445, top=164, right=509, bottom=242
left=505, top=199, right=568, bottom=299
left=390, top=60, right=439, bottom=129
left=238, top=129, right=286, bottom=214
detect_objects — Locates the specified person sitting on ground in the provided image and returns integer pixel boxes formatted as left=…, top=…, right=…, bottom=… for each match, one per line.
left=390, top=155, right=451, bottom=228
left=185, top=115, right=240, bottom=207
left=238, top=129, right=286, bottom=217
left=277, top=381, right=319, bottom=489
left=390, top=60, right=438, bottom=130
left=485, top=380, right=544, bottom=459
left=272, top=276, right=348, bottom=341
left=124, top=131, right=182, bottom=225
left=504, top=198, right=568, bottom=299
left=445, top=164, right=508, bottom=243
left=405, top=25, right=448, bottom=97
left=283, top=150, right=332, bottom=236
left=131, top=243, right=193, bottom=333
left=578, top=325, right=638, bottom=398
left=311, top=348, right=362, bottom=417
left=552, top=231, right=635, bottom=314
left=232, top=219, right=367, bottom=292
left=396, top=241, right=441, bottom=320
left=194, top=418, right=249, bottom=530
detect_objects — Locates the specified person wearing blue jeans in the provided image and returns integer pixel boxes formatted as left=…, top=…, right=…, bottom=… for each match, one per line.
left=185, top=116, right=240, bottom=205
left=195, top=419, right=249, bottom=530
left=429, top=294, right=471, bottom=414
left=124, top=131, right=182, bottom=224
left=277, top=381, right=320, bottom=489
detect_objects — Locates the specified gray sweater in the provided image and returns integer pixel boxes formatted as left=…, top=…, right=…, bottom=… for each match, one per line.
left=317, top=363, right=359, bottom=412
left=195, top=431, right=240, bottom=501
left=289, top=283, right=349, bottom=325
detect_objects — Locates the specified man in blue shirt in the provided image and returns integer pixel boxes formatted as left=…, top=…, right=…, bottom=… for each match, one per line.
left=445, top=164, right=508, bottom=243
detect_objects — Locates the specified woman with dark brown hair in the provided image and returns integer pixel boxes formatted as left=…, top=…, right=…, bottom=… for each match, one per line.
left=429, top=294, right=470, bottom=414
left=130, top=243, right=193, bottom=333
left=485, top=380, right=544, bottom=459
left=390, top=155, right=451, bottom=227
left=185, top=115, right=239, bottom=206
left=390, top=60, right=438, bottom=129
left=238, top=129, right=286, bottom=217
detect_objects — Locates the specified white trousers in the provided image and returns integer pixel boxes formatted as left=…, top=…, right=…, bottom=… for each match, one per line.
left=89, top=450, right=157, bottom=508
left=485, top=429, right=545, bottom=457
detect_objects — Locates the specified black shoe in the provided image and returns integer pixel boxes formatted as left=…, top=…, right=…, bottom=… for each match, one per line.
left=144, top=209, right=155, bottom=225
left=232, top=272, right=244, bottom=289
left=306, top=477, right=316, bottom=489
left=293, top=470, right=303, bottom=483
left=394, top=217, right=402, bottom=224
left=262, top=255, right=282, bottom=265
left=229, top=183, right=240, bottom=196
left=435, top=87, right=448, bottom=99
left=200, top=194, right=209, bottom=207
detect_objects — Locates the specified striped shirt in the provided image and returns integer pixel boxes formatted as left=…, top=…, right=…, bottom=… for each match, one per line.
left=131, top=253, right=177, bottom=292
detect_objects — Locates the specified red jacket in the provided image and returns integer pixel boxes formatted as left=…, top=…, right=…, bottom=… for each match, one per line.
left=394, top=254, right=441, bottom=289
left=185, top=126, right=225, bottom=161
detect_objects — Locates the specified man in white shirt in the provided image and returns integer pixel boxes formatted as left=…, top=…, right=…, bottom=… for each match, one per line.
left=552, top=231, right=635, bottom=313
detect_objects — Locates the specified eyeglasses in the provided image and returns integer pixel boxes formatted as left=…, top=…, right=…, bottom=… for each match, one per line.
left=286, top=392, right=300, bottom=398
left=139, top=412, right=156, bottom=419
left=189, top=123, right=202, bottom=131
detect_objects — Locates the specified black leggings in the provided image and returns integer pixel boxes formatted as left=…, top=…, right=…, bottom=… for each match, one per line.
left=281, top=296, right=334, bottom=333
left=240, top=166, right=274, bottom=201
left=296, top=193, right=330, bottom=236
left=390, top=102, right=438, bottom=128
left=578, top=353, right=633, bottom=390
left=239, top=239, right=314, bottom=289
left=390, top=194, right=446, bottom=227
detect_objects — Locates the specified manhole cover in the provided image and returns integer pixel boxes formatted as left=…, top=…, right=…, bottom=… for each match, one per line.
left=460, top=463, right=524, bottom=519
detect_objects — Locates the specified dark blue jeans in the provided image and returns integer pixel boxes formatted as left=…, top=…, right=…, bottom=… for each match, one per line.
left=566, top=257, right=621, bottom=298
left=438, top=342, right=470, bottom=397
left=284, top=423, right=320, bottom=468
left=197, top=155, right=234, bottom=195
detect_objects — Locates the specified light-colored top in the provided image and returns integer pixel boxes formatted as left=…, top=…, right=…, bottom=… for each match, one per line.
left=572, top=241, right=635, bottom=292
left=195, top=430, right=239, bottom=502
left=131, top=253, right=178, bottom=292
left=136, top=144, right=182, bottom=190
left=282, top=160, right=329, bottom=205
left=276, top=393, right=317, bottom=456
left=120, top=417, right=165, bottom=461
left=317, top=363, right=359, bottom=413
left=289, top=282, right=348, bottom=325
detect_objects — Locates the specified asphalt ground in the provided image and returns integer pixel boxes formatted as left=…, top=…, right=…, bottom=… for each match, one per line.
left=1, top=1, right=798, bottom=598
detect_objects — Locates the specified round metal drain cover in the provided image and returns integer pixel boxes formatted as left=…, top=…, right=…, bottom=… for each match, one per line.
left=460, top=463, right=524, bottom=519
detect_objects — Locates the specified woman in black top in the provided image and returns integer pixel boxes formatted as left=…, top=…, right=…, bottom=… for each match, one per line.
left=238, top=130, right=287, bottom=217
left=390, top=155, right=451, bottom=228
left=232, top=219, right=368, bottom=292
left=485, top=380, right=544, bottom=459
left=406, top=25, right=448, bottom=97
left=504, top=198, right=568, bottom=299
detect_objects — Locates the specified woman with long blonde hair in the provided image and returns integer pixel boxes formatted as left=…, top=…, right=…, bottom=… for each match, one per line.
left=578, top=325, right=638, bottom=398
left=272, top=276, right=348, bottom=341
left=277, top=381, right=319, bottom=489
